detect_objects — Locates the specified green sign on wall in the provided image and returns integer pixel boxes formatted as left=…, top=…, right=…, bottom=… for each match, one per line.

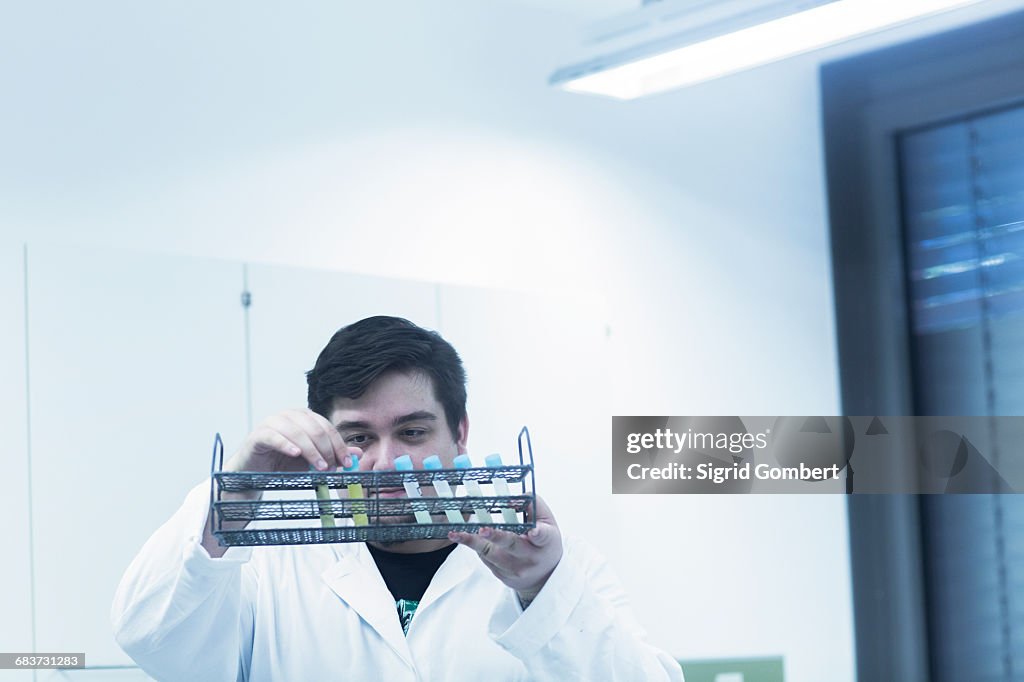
left=678, top=656, right=784, bottom=682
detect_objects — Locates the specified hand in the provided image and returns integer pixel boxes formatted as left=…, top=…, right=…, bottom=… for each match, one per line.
left=448, top=496, right=562, bottom=606
left=227, top=408, right=360, bottom=474
left=205, top=409, right=361, bottom=558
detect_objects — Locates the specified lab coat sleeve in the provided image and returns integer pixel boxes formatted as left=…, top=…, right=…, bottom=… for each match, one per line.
left=487, top=536, right=684, bottom=682
left=111, top=479, right=257, bottom=682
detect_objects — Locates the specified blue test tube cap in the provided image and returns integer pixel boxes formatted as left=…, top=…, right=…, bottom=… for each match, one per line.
left=485, top=453, right=504, bottom=468
left=394, top=455, right=414, bottom=471
left=423, top=455, right=442, bottom=470
left=453, top=454, right=473, bottom=469
left=344, top=454, right=360, bottom=472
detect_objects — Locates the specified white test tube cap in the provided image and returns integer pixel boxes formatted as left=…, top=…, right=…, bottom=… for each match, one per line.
left=485, top=453, right=504, bottom=468
left=394, top=455, right=414, bottom=471
left=344, top=454, right=360, bottom=472
left=453, top=454, right=473, bottom=469
left=423, top=455, right=442, bottom=470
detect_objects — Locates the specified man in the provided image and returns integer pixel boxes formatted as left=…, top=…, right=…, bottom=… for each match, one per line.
left=112, top=316, right=683, bottom=681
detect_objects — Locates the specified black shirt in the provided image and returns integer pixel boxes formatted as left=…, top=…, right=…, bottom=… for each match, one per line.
left=366, top=542, right=458, bottom=635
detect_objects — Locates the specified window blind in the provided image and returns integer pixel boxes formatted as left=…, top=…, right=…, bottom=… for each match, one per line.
left=899, top=103, right=1024, bottom=682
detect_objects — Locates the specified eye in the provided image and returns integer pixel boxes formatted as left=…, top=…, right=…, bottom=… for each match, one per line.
left=401, top=428, right=428, bottom=440
left=345, top=434, right=371, bottom=445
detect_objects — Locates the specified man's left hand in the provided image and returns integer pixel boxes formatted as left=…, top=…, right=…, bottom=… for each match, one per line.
left=448, top=495, right=562, bottom=607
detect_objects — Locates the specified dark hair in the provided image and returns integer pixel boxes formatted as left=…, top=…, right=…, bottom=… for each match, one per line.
left=306, top=316, right=467, bottom=439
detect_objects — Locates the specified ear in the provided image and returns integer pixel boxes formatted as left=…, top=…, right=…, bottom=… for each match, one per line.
left=456, top=414, right=469, bottom=452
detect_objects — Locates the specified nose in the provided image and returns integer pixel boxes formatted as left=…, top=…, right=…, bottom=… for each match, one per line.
left=366, top=437, right=405, bottom=472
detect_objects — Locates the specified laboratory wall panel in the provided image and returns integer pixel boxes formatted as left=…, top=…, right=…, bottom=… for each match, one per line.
left=0, top=242, right=33, bottom=682
left=26, top=244, right=248, bottom=667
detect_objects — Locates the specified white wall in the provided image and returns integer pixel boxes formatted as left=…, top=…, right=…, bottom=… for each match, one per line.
left=6, top=1, right=1024, bottom=679
left=0, top=244, right=32, bottom=682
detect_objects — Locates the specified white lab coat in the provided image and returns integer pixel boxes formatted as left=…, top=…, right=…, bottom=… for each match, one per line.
left=112, top=480, right=684, bottom=681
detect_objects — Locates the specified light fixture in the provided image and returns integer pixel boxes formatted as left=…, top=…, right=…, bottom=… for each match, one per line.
left=549, top=0, right=988, bottom=99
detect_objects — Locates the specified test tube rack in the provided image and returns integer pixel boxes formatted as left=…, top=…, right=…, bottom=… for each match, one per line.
left=208, top=427, right=537, bottom=547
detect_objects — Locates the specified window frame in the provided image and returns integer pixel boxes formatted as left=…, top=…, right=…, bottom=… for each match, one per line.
left=821, top=9, right=1024, bottom=681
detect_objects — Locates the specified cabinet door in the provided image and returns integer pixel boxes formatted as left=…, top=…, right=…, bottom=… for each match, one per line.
left=0, top=243, right=32, bottom=682
left=27, top=244, right=248, bottom=666
left=246, top=264, right=438, bottom=422
left=37, top=668, right=153, bottom=682
left=437, top=286, right=611, bottom=549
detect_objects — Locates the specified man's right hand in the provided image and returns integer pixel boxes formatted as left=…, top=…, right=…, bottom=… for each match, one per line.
left=203, top=408, right=361, bottom=558
left=226, top=408, right=360, bottom=474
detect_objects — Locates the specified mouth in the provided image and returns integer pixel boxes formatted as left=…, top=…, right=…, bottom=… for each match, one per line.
left=375, top=488, right=406, bottom=498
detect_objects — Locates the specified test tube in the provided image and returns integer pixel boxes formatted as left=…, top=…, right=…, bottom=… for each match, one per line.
left=394, top=455, right=432, bottom=524
left=485, top=453, right=520, bottom=525
left=344, top=454, right=369, bottom=527
left=423, top=455, right=464, bottom=524
left=453, top=454, right=493, bottom=524
left=310, top=467, right=336, bottom=528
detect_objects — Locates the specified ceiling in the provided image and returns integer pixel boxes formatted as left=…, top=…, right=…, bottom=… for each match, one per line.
left=511, top=0, right=640, bottom=20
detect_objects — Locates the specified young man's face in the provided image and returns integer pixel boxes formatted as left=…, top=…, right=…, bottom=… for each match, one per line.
left=329, top=369, right=468, bottom=500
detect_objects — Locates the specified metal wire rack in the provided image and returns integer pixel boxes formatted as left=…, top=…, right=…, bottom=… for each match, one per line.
left=208, top=426, right=537, bottom=547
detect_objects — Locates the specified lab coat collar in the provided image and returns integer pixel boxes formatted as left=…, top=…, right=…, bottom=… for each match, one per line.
left=320, top=541, right=479, bottom=658
left=321, top=542, right=413, bottom=669
left=416, top=543, right=478, bottom=617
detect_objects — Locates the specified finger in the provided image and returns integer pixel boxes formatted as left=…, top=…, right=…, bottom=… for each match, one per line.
left=449, top=530, right=494, bottom=557
left=267, top=415, right=329, bottom=470
left=527, top=495, right=558, bottom=526
left=480, top=527, right=521, bottom=553
left=307, top=410, right=354, bottom=469
left=287, top=409, right=340, bottom=467
left=449, top=532, right=523, bottom=581
left=524, top=522, right=556, bottom=547
left=283, top=410, right=339, bottom=468
left=340, top=446, right=363, bottom=470
left=253, top=428, right=304, bottom=459
left=449, top=531, right=513, bottom=564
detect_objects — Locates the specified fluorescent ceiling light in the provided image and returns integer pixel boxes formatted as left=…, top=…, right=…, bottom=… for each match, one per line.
left=551, top=0, right=986, bottom=99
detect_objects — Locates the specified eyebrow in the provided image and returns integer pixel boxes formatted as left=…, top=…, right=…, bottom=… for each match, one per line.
left=334, top=411, right=438, bottom=432
left=393, top=411, right=438, bottom=427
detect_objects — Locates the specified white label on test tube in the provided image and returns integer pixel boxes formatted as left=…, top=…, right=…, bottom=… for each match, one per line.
left=394, top=455, right=432, bottom=524
left=453, top=454, right=493, bottom=524
left=485, top=453, right=520, bottom=525
left=423, top=455, right=464, bottom=524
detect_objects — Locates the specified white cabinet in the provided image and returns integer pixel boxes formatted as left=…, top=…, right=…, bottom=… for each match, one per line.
left=0, top=243, right=32, bottom=682
left=26, top=245, right=248, bottom=666
left=245, top=263, right=438, bottom=422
